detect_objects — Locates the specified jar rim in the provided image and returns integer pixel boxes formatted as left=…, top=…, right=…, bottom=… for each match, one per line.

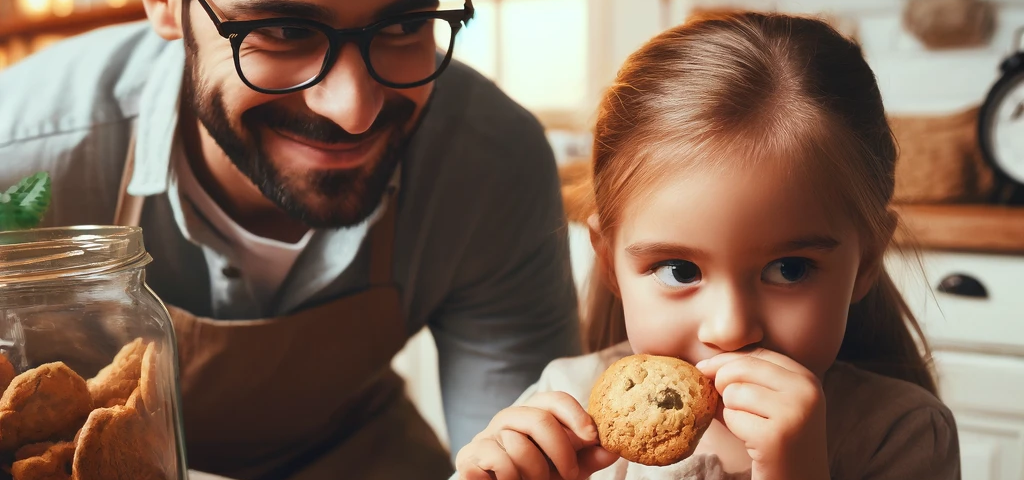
left=0, top=225, right=152, bottom=287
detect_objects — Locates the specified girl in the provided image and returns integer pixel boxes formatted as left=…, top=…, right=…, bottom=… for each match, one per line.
left=452, top=11, right=961, bottom=480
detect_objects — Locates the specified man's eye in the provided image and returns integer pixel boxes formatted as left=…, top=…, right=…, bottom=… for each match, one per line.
left=252, top=26, right=319, bottom=42
left=379, top=19, right=431, bottom=37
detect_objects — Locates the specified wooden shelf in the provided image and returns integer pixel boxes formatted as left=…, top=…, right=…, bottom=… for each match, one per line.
left=0, top=2, right=147, bottom=39
left=894, top=204, right=1024, bottom=255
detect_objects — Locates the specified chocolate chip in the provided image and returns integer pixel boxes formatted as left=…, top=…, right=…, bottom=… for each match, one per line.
left=624, top=378, right=635, bottom=391
left=653, top=388, right=683, bottom=410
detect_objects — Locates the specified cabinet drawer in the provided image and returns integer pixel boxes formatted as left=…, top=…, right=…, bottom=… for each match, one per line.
left=932, top=351, right=1024, bottom=480
left=885, top=251, right=1024, bottom=353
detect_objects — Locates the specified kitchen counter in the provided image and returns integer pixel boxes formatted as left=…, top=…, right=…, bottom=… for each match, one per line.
left=892, top=204, right=1024, bottom=255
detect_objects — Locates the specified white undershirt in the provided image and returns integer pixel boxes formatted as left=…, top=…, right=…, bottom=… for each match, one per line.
left=173, top=152, right=313, bottom=311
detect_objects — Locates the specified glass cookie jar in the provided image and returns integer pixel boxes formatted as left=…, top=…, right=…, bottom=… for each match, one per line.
left=0, top=226, right=187, bottom=480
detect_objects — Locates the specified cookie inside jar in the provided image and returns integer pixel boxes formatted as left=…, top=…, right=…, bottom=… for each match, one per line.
left=0, top=339, right=178, bottom=480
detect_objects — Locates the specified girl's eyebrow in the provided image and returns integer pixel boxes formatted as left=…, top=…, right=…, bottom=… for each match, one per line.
left=770, top=235, right=841, bottom=254
left=625, top=235, right=841, bottom=259
left=625, top=242, right=708, bottom=260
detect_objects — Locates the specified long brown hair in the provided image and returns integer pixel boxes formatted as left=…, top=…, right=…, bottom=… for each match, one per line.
left=577, top=11, right=937, bottom=395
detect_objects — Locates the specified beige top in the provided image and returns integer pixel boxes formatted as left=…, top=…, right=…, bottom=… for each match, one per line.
left=506, top=342, right=961, bottom=480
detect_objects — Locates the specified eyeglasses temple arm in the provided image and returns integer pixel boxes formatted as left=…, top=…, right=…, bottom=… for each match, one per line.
left=463, top=0, right=475, bottom=24
left=196, top=0, right=227, bottom=33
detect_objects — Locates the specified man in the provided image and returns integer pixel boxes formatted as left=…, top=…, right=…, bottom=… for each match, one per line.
left=0, top=0, right=581, bottom=478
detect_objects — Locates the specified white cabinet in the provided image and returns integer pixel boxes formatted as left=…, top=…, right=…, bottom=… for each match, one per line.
left=887, top=251, right=1024, bottom=480
left=888, top=251, right=1024, bottom=353
left=933, top=352, right=1024, bottom=480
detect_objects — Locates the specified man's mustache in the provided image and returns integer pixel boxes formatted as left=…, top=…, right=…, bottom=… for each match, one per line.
left=245, top=100, right=416, bottom=145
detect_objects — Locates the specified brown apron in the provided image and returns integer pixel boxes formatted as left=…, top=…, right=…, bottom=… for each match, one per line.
left=113, top=133, right=454, bottom=480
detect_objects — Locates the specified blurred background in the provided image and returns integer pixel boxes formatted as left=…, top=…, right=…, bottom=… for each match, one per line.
left=4, top=1, right=1024, bottom=478
left=5, top=1, right=1021, bottom=131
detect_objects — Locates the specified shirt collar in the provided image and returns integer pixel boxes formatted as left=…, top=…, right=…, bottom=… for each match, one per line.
left=127, top=38, right=185, bottom=196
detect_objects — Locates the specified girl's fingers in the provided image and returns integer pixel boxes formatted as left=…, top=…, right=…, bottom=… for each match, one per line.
left=576, top=446, right=621, bottom=480
left=720, top=407, right=770, bottom=447
left=486, top=407, right=580, bottom=479
left=498, top=429, right=554, bottom=480
left=455, top=437, right=521, bottom=480
left=720, top=382, right=779, bottom=419
left=521, top=391, right=599, bottom=446
left=707, top=355, right=811, bottom=394
left=697, top=348, right=812, bottom=381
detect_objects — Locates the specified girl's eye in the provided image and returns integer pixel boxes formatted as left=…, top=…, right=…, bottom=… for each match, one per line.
left=653, top=260, right=701, bottom=287
left=762, top=258, right=814, bottom=285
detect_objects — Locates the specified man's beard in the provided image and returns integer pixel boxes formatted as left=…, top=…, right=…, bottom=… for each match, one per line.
left=181, top=36, right=418, bottom=229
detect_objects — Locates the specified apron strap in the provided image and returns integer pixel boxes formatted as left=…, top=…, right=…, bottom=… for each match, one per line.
left=113, top=127, right=144, bottom=227
left=368, top=188, right=398, bottom=286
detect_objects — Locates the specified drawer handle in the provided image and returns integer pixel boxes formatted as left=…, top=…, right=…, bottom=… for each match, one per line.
left=936, top=273, right=988, bottom=299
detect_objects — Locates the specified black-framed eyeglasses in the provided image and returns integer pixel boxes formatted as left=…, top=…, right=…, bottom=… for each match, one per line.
left=196, top=0, right=475, bottom=94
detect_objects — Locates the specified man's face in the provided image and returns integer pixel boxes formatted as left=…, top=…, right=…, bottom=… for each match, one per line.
left=181, top=0, right=444, bottom=228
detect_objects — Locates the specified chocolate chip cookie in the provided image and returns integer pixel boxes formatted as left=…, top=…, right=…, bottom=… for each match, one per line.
left=587, top=354, right=718, bottom=466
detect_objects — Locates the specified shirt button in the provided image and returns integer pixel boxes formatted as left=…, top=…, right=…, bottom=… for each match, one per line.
left=221, top=266, right=241, bottom=279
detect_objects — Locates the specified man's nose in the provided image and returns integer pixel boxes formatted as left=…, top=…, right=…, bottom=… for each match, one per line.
left=302, top=42, right=384, bottom=135
left=696, top=284, right=764, bottom=353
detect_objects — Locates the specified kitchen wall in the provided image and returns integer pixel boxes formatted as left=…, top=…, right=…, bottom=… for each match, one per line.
left=438, top=0, right=1024, bottom=163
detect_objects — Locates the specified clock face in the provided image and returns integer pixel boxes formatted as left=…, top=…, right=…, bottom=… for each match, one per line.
left=987, top=71, right=1024, bottom=183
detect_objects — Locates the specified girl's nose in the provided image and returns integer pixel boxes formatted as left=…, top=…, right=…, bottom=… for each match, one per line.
left=696, top=285, right=764, bottom=353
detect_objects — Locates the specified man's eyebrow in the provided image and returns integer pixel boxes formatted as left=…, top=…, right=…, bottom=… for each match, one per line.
left=376, top=0, right=443, bottom=20
left=221, top=0, right=445, bottom=25
left=221, top=0, right=334, bottom=22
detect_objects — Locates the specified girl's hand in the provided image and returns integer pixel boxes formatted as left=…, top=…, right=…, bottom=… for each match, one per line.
left=454, top=391, right=620, bottom=480
left=696, top=349, right=830, bottom=480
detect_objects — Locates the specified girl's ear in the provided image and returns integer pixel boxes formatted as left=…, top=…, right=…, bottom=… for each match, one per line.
left=588, top=214, right=621, bottom=296
left=852, top=211, right=898, bottom=302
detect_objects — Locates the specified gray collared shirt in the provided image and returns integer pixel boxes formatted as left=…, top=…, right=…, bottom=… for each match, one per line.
left=0, top=22, right=580, bottom=459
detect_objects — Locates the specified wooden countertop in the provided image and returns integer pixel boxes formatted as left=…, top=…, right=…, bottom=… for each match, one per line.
left=893, top=204, right=1024, bottom=255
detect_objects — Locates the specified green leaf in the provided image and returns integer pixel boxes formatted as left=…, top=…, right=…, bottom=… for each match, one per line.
left=0, top=172, right=52, bottom=231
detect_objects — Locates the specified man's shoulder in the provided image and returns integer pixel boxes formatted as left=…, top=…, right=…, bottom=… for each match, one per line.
left=400, top=59, right=563, bottom=235
left=431, top=60, right=553, bottom=166
left=449, top=61, right=546, bottom=136
left=0, top=21, right=167, bottom=147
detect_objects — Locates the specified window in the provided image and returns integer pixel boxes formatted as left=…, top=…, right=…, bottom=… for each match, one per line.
left=447, top=0, right=591, bottom=129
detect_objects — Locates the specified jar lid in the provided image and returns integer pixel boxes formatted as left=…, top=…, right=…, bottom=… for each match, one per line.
left=0, top=226, right=152, bottom=287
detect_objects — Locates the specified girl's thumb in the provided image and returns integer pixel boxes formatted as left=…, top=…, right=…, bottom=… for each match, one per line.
left=575, top=445, right=619, bottom=479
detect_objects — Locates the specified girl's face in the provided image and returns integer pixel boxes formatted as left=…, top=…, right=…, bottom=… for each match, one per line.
left=608, top=161, right=880, bottom=378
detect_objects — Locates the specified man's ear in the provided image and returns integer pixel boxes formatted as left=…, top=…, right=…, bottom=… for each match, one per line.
left=588, top=214, right=620, bottom=296
left=144, top=0, right=185, bottom=41
left=851, top=211, right=898, bottom=303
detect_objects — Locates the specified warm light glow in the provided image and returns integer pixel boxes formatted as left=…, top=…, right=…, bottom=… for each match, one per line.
left=16, top=0, right=51, bottom=16
left=107, top=0, right=128, bottom=8
left=52, top=0, right=74, bottom=17
left=0, top=49, right=8, bottom=71
left=31, top=35, right=64, bottom=52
